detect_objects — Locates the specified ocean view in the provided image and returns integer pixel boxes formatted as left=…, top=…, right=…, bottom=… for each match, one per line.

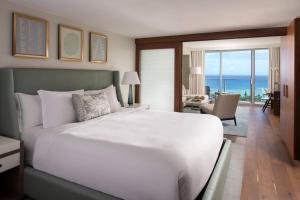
left=205, top=75, right=268, bottom=101
left=204, top=49, right=269, bottom=102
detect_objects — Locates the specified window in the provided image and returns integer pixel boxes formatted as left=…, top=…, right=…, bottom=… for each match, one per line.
left=204, top=49, right=269, bottom=104
left=205, top=51, right=221, bottom=95
left=222, top=50, right=251, bottom=102
left=254, top=49, right=269, bottom=103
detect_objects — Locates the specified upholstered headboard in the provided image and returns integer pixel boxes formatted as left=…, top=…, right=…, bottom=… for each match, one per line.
left=0, top=68, right=124, bottom=139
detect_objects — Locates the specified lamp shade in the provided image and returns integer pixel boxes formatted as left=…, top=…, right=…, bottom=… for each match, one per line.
left=121, top=71, right=140, bottom=85
left=190, top=67, right=202, bottom=75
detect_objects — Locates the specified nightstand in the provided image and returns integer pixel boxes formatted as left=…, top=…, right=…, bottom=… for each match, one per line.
left=125, top=104, right=150, bottom=110
left=0, top=136, right=23, bottom=200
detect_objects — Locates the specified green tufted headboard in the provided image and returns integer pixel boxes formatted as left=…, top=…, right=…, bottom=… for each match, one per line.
left=0, top=68, right=124, bottom=139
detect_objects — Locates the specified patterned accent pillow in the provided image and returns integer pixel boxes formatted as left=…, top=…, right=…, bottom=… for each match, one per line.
left=72, top=92, right=111, bottom=122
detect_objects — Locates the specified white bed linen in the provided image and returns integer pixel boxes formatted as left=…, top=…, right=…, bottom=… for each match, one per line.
left=31, top=109, right=223, bottom=200
left=22, top=108, right=131, bottom=165
left=22, top=123, right=78, bottom=165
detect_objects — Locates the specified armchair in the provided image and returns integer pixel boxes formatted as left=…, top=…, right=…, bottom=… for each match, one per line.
left=200, top=93, right=240, bottom=126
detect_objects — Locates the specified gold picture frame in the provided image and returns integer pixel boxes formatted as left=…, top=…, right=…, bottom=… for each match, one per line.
left=89, top=32, right=107, bottom=63
left=12, top=12, right=49, bottom=59
left=58, top=24, right=83, bottom=61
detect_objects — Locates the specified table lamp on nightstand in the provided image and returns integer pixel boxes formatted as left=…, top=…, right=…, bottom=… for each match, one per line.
left=121, top=71, right=140, bottom=106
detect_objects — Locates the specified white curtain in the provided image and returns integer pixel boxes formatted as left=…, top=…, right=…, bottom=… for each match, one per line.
left=189, top=50, right=205, bottom=95
left=268, top=47, right=280, bottom=92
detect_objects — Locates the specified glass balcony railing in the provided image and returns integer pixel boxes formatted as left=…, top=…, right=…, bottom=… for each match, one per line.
left=205, top=77, right=268, bottom=103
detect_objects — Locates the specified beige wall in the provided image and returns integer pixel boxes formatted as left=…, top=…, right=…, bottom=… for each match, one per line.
left=0, top=1, right=135, bottom=102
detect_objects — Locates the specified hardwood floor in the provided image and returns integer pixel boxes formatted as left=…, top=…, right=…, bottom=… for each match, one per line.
left=225, top=106, right=300, bottom=200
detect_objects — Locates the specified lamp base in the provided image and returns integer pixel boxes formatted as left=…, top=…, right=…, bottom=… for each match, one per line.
left=128, top=84, right=133, bottom=105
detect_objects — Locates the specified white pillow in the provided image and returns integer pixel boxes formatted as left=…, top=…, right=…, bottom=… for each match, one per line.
left=15, top=93, right=42, bottom=131
left=85, top=85, right=121, bottom=112
left=38, top=90, right=84, bottom=128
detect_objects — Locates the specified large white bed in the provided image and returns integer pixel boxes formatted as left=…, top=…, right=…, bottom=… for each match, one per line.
left=22, top=108, right=223, bottom=200
left=0, top=68, right=231, bottom=200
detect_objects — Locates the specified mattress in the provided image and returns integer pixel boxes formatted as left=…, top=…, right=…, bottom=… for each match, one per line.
left=25, top=109, right=223, bottom=200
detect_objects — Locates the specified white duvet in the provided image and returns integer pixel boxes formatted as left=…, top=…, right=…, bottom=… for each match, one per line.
left=33, top=109, right=223, bottom=200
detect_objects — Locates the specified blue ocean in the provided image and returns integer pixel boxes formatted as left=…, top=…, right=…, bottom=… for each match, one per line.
left=205, top=75, right=268, bottom=97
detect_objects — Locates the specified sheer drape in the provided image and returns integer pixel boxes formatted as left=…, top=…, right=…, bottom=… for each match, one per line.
left=268, top=47, right=280, bottom=92
left=189, top=50, right=205, bottom=95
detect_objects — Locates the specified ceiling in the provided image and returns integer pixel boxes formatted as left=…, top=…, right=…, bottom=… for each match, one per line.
left=9, top=0, right=300, bottom=38
left=183, top=36, right=282, bottom=50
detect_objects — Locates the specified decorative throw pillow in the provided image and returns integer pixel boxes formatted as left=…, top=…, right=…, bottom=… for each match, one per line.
left=85, top=85, right=121, bottom=112
left=72, top=92, right=111, bottom=122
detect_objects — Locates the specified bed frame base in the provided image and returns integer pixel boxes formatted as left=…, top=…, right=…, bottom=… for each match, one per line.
left=24, top=167, right=120, bottom=200
left=24, top=139, right=231, bottom=200
left=200, top=139, right=231, bottom=200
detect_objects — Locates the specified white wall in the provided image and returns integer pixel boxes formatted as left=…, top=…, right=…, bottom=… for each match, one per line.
left=0, top=1, right=135, bottom=102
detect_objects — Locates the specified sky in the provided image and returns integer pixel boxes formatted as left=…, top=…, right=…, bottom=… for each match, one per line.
left=205, top=49, right=269, bottom=76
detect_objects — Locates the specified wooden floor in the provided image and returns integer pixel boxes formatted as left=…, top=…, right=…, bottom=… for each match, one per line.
left=225, top=106, right=300, bottom=200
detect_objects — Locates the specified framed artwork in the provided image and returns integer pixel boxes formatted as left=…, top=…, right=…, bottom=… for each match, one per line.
left=89, top=32, right=107, bottom=63
left=12, top=12, right=48, bottom=58
left=58, top=24, right=83, bottom=61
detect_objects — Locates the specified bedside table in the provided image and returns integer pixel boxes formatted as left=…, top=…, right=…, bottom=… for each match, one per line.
left=125, top=104, right=150, bottom=110
left=0, top=136, right=23, bottom=200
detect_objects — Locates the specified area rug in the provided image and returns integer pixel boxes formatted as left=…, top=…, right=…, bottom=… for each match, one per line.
left=222, top=107, right=249, bottom=137
left=183, top=106, right=249, bottom=137
left=221, top=143, right=245, bottom=200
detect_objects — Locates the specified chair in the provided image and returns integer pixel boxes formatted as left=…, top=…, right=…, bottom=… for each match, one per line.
left=205, top=86, right=210, bottom=97
left=261, top=89, right=273, bottom=112
left=262, top=93, right=273, bottom=112
left=200, top=93, right=240, bottom=126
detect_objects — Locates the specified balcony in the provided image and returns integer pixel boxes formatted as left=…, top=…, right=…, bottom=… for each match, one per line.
left=205, top=76, right=268, bottom=103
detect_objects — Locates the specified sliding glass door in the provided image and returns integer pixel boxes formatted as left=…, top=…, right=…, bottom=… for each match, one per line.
left=204, top=49, right=269, bottom=104
left=205, top=52, right=221, bottom=96
left=254, top=49, right=269, bottom=103
left=222, top=50, right=252, bottom=102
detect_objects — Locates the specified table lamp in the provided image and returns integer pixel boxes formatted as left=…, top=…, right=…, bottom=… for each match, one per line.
left=121, top=71, right=140, bottom=105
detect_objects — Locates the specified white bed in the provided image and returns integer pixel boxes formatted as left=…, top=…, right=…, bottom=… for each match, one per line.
left=22, top=108, right=223, bottom=200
